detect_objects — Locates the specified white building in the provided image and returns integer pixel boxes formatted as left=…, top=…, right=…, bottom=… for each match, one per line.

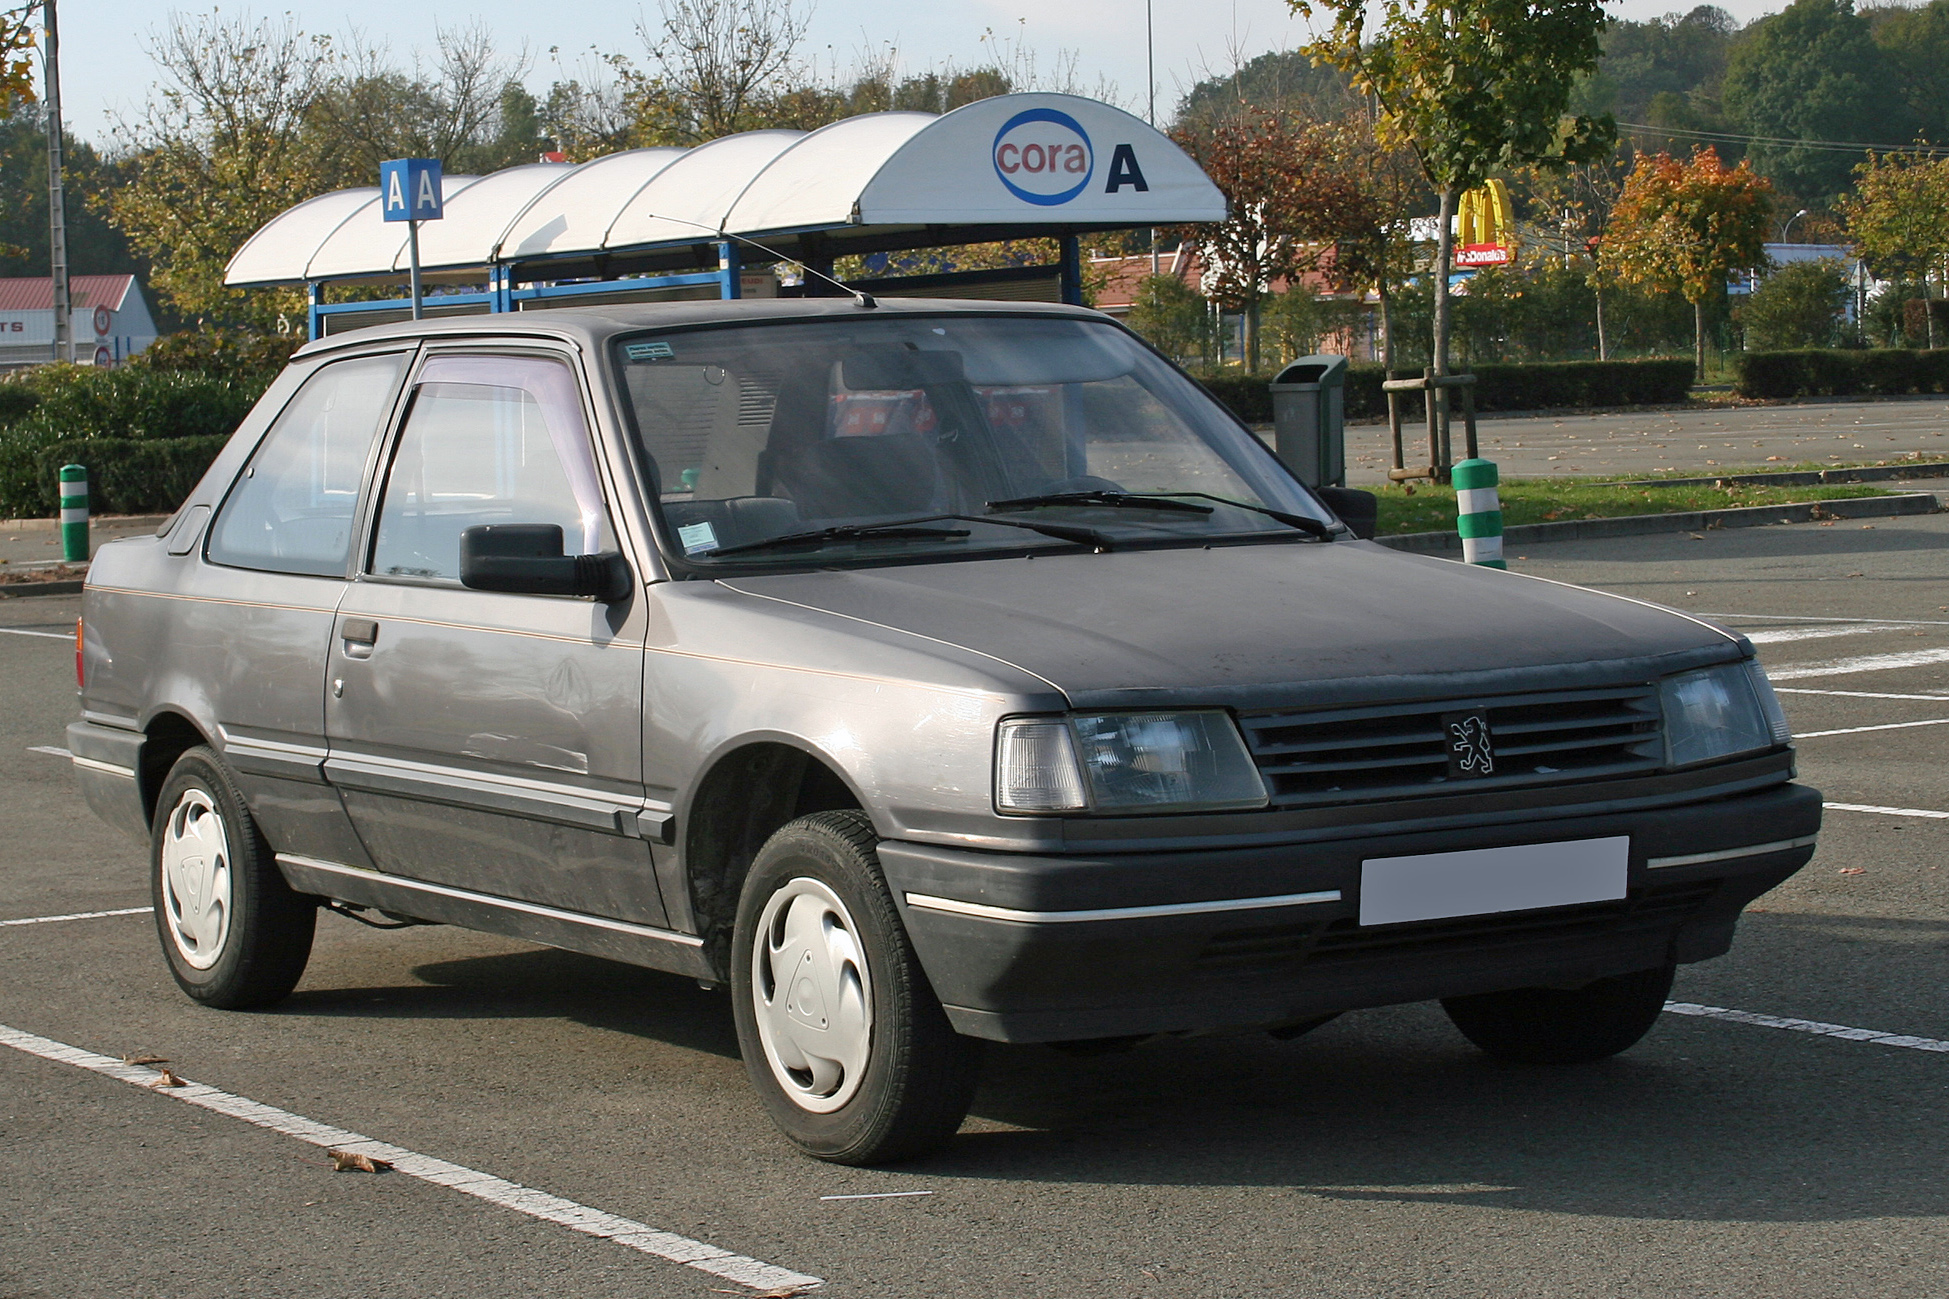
left=0, top=274, right=160, bottom=370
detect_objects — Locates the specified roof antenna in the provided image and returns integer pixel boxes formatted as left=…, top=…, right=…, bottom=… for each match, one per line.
left=630, top=213, right=878, bottom=308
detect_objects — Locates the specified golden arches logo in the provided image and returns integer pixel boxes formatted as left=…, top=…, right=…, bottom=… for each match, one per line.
left=1456, top=180, right=1515, bottom=267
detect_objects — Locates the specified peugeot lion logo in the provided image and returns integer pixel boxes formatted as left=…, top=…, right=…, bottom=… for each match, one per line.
left=1443, top=711, right=1495, bottom=777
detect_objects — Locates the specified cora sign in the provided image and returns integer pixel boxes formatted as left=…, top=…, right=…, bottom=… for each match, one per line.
left=992, top=107, right=1095, bottom=206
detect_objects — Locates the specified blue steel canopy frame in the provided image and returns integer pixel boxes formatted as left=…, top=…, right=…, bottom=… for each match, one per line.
left=304, top=231, right=1084, bottom=339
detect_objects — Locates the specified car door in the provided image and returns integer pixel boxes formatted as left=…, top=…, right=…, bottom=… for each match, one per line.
left=189, top=349, right=410, bottom=868
left=323, top=347, right=667, bottom=926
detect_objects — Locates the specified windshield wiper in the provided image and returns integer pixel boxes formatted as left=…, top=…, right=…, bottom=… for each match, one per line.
left=987, top=490, right=1214, bottom=517
left=703, top=513, right=1113, bottom=559
left=989, top=489, right=1338, bottom=539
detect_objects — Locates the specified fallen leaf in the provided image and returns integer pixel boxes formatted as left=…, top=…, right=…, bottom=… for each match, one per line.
left=149, top=1068, right=185, bottom=1088
left=122, top=1053, right=168, bottom=1067
left=1838, top=867, right=1866, bottom=876
left=328, top=1149, right=393, bottom=1174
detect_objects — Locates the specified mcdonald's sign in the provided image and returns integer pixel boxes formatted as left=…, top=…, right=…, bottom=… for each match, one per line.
left=1455, top=179, right=1515, bottom=268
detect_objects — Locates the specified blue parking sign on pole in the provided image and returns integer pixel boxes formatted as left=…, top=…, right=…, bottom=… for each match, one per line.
left=380, top=158, right=443, bottom=320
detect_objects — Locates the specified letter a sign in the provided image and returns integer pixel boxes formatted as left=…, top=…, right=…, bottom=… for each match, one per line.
left=380, top=158, right=444, bottom=223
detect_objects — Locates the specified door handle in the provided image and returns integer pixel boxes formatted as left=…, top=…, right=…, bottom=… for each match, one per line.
left=341, top=618, right=379, bottom=659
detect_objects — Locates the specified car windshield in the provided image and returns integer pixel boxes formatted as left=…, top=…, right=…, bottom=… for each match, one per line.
left=612, top=313, right=1333, bottom=567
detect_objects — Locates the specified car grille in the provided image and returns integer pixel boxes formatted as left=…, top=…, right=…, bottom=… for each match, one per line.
left=1196, top=881, right=1718, bottom=972
left=1238, top=686, right=1664, bottom=809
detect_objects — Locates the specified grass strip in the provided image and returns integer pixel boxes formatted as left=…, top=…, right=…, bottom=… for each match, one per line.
left=1372, top=478, right=1894, bottom=537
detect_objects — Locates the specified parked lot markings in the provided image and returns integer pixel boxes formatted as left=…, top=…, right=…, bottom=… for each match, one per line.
left=1664, top=1002, right=1949, bottom=1054
left=1766, top=647, right=1949, bottom=681
left=27, top=745, right=69, bottom=758
left=1822, top=801, right=1949, bottom=820
left=1776, top=688, right=1949, bottom=701
left=1742, top=624, right=1922, bottom=644
left=819, top=1191, right=935, bottom=1201
left=1705, top=613, right=1949, bottom=627
left=1794, top=718, right=1949, bottom=738
left=1, top=906, right=152, bottom=927
left=0, top=626, right=73, bottom=640
left=0, top=1023, right=825, bottom=1294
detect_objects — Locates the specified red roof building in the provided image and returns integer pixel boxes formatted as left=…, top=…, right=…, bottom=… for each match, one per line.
left=0, top=275, right=159, bottom=369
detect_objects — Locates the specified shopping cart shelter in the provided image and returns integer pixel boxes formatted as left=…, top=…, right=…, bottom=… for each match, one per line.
left=222, top=94, right=1226, bottom=337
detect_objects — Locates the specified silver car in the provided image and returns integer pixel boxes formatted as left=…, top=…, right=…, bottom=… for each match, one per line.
left=71, top=300, right=1818, bottom=1163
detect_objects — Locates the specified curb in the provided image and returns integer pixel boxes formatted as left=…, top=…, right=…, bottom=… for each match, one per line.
left=1375, top=491, right=1941, bottom=555
left=0, top=514, right=169, bottom=534
left=1594, top=462, right=1949, bottom=490
left=0, top=579, right=84, bottom=598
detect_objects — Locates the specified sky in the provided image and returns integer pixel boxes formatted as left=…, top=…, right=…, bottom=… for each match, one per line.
left=47, top=0, right=1796, bottom=149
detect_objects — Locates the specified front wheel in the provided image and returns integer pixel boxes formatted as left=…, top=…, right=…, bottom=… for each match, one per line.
left=1441, top=964, right=1675, bottom=1065
left=151, top=746, right=316, bottom=1009
left=731, top=810, right=981, bottom=1164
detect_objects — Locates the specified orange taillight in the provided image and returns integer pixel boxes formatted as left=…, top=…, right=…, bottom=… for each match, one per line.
left=75, top=617, right=84, bottom=689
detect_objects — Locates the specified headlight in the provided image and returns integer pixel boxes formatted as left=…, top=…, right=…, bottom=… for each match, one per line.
left=995, top=711, right=1268, bottom=814
left=1661, top=661, right=1789, bottom=767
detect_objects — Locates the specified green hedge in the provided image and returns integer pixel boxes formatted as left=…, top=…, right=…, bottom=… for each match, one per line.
left=1736, top=349, right=1949, bottom=398
left=1198, top=358, right=1697, bottom=424
left=0, top=384, right=39, bottom=427
left=0, top=364, right=263, bottom=519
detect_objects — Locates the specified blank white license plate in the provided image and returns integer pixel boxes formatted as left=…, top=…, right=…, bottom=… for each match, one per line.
left=1358, top=836, right=1630, bottom=927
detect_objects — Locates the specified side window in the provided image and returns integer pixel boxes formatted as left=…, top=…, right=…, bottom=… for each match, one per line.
left=206, top=354, right=404, bottom=576
left=369, top=354, right=612, bottom=582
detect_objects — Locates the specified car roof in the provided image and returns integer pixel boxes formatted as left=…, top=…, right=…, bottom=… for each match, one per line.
left=292, top=296, right=1109, bottom=360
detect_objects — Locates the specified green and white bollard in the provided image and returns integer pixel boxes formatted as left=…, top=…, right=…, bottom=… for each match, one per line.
left=59, top=464, right=88, bottom=564
left=1452, top=457, right=1505, bottom=569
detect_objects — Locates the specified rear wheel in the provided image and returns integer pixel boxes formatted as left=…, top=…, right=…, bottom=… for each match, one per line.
left=1441, top=964, right=1675, bottom=1065
left=731, top=810, right=981, bottom=1164
left=151, top=746, right=316, bottom=1009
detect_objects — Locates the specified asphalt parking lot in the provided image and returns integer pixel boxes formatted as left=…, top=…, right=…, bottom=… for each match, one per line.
left=3, top=513, right=1946, bottom=1299
left=1346, top=394, right=1949, bottom=481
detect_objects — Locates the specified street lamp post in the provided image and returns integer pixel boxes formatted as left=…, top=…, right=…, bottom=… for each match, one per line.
left=43, top=0, right=71, bottom=364
left=1780, top=208, right=1810, bottom=243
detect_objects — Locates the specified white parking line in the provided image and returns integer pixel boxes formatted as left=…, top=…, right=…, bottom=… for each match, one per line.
left=0, top=906, right=153, bottom=927
left=1776, top=688, right=1949, bottom=701
left=1823, top=801, right=1949, bottom=820
left=0, top=1023, right=824, bottom=1293
left=0, top=626, right=73, bottom=640
left=1795, top=718, right=1949, bottom=738
left=1767, top=647, right=1949, bottom=680
left=1744, top=624, right=1920, bottom=644
left=27, top=745, right=69, bottom=758
left=1664, top=1002, right=1949, bottom=1054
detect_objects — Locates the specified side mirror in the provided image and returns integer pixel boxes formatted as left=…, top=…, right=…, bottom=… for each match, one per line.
left=1315, top=486, right=1378, bottom=541
left=459, top=524, right=633, bottom=602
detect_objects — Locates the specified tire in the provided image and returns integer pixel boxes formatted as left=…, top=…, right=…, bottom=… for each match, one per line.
left=1441, top=964, right=1675, bottom=1065
left=731, top=810, right=982, bottom=1164
left=151, top=746, right=316, bottom=1009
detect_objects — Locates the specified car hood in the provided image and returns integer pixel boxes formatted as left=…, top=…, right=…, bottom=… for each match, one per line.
left=720, top=541, right=1745, bottom=710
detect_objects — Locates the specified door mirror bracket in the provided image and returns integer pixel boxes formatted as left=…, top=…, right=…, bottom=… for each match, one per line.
left=460, top=525, right=634, bottom=602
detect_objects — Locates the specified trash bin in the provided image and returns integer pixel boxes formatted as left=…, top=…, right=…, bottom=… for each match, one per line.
left=1268, top=354, right=1349, bottom=487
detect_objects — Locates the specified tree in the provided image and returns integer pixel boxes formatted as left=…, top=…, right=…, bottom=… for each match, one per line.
left=1842, top=152, right=1949, bottom=346
left=0, top=102, right=143, bottom=281
left=1740, top=259, right=1849, bottom=349
left=1601, top=147, right=1772, bottom=376
left=1169, top=110, right=1370, bottom=369
left=1722, top=0, right=1895, bottom=203
left=1872, top=0, right=1949, bottom=148
left=1124, top=274, right=1214, bottom=366
left=1294, top=0, right=1615, bottom=390
left=0, top=3, right=34, bottom=108
left=104, top=12, right=328, bottom=327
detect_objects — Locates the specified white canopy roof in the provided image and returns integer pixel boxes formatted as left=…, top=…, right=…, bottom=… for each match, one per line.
left=225, top=94, right=1226, bottom=287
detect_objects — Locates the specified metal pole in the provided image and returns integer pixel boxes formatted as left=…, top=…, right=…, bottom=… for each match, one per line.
left=44, top=0, right=71, bottom=364
left=1147, top=0, right=1159, bottom=277
left=407, top=219, right=423, bottom=320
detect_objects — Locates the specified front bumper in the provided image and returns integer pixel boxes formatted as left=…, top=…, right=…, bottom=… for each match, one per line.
left=879, top=781, right=1820, bottom=1043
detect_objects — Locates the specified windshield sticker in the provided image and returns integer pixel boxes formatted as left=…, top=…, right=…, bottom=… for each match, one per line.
left=678, top=521, right=719, bottom=554
left=625, top=341, right=675, bottom=361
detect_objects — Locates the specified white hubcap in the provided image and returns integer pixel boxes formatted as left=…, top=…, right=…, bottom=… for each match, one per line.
left=751, top=878, right=873, bottom=1113
left=160, top=788, right=233, bottom=970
